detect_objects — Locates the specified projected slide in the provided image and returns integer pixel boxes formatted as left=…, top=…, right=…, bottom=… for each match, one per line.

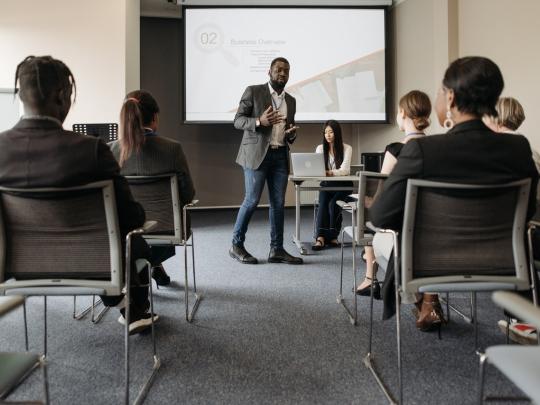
left=185, top=8, right=386, bottom=122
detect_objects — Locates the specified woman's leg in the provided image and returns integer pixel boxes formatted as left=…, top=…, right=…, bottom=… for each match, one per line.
left=357, top=246, right=378, bottom=290
left=315, top=190, right=334, bottom=244
left=327, top=191, right=349, bottom=242
left=416, top=293, right=446, bottom=331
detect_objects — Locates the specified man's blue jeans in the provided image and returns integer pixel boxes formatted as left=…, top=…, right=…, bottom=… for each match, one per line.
left=232, top=147, right=288, bottom=249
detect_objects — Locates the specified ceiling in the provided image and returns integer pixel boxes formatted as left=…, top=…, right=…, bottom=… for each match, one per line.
left=140, top=0, right=394, bottom=18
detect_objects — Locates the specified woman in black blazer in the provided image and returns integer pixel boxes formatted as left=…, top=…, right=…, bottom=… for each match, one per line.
left=369, top=57, right=538, bottom=330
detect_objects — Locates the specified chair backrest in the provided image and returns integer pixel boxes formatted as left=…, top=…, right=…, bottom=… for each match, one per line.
left=350, top=164, right=365, bottom=176
left=361, top=152, right=385, bottom=172
left=0, top=181, right=122, bottom=294
left=355, top=171, right=388, bottom=242
left=125, top=174, right=188, bottom=242
left=401, top=178, right=531, bottom=292
left=72, top=123, right=118, bottom=143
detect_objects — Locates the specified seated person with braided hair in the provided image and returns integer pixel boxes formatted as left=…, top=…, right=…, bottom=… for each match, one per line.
left=0, top=55, right=157, bottom=334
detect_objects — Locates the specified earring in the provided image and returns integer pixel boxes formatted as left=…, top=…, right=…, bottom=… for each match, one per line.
left=443, top=108, right=454, bottom=130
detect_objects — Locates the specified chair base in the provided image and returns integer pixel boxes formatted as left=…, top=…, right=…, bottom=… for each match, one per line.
left=440, top=294, right=474, bottom=324
left=133, top=355, right=161, bottom=405
left=336, top=295, right=357, bottom=325
left=186, top=293, right=203, bottom=323
left=73, top=296, right=109, bottom=324
left=363, top=353, right=398, bottom=405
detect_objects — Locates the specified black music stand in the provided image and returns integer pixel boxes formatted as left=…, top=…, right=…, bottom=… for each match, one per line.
left=72, top=123, right=118, bottom=143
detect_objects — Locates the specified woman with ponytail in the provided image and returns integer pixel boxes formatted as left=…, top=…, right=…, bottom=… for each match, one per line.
left=356, top=90, right=431, bottom=300
left=109, top=90, right=195, bottom=286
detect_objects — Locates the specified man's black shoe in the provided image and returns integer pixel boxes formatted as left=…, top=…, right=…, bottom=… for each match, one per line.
left=152, top=264, right=171, bottom=286
left=268, top=247, right=303, bottom=265
left=118, top=307, right=159, bottom=335
left=229, top=244, right=258, bottom=264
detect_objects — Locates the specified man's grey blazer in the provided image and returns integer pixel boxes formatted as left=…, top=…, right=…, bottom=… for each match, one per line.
left=234, top=83, right=297, bottom=170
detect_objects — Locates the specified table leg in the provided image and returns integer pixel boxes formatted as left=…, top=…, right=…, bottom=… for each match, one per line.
left=293, top=183, right=308, bottom=255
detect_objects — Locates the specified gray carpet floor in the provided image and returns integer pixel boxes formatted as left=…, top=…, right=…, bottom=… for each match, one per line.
left=2, top=208, right=526, bottom=404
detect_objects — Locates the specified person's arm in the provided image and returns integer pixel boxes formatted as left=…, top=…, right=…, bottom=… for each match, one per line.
left=174, top=144, right=196, bottom=205
left=331, top=144, right=352, bottom=176
left=94, top=141, right=145, bottom=234
left=380, top=151, right=398, bottom=175
left=369, top=140, right=424, bottom=230
left=285, top=97, right=297, bottom=144
left=233, top=86, right=256, bottom=132
left=521, top=139, right=540, bottom=221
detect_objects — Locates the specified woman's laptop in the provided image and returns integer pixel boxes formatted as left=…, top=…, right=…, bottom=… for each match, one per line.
left=291, top=153, right=326, bottom=177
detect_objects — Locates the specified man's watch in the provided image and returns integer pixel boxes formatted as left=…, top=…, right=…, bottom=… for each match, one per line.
left=256, top=118, right=261, bottom=127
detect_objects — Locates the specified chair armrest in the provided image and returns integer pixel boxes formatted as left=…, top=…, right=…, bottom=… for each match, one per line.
left=141, top=221, right=157, bottom=233
left=366, top=221, right=397, bottom=235
left=529, top=220, right=540, bottom=230
left=336, top=200, right=356, bottom=211
left=0, top=296, right=24, bottom=318
left=492, top=291, right=540, bottom=330
left=126, top=221, right=157, bottom=239
left=186, top=199, right=199, bottom=207
left=366, top=221, right=378, bottom=232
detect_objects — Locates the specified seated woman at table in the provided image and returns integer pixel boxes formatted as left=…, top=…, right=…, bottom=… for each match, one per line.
left=356, top=90, right=432, bottom=298
left=312, top=120, right=353, bottom=250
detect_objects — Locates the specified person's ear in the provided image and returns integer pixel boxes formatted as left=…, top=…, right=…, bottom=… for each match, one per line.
left=57, top=88, right=71, bottom=108
left=446, top=88, right=455, bottom=110
left=152, top=113, right=159, bottom=130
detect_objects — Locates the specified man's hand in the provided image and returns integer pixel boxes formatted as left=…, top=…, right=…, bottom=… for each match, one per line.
left=326, top=170, right=334, bottom=177
left=285, top=124, right=299, bottom=135
left=259, top=105, right=285, bottom=126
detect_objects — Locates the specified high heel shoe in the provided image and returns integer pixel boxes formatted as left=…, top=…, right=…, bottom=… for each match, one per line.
left=415, top=294, right=447, bottom=335
left=356, top=277, right=381, bottom=300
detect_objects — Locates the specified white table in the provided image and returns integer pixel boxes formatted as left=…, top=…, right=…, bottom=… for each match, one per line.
left=289, top=175, right=361, bottom=255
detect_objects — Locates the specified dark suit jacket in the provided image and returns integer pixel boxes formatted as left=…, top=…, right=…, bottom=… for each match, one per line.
left=371, top=120, right=538, bottom=229
left=0, top=119, right=146, bottom=238
left=234, top=83, right=296, bottom=170
left=369, top=119, right=539, bottom=319
left=109, top=136, right=195, bottom=206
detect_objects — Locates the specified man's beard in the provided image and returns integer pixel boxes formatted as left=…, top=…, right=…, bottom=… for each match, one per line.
left=270, top=79, right=286, bottom=92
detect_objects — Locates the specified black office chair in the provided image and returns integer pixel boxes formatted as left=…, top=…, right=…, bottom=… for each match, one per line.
left=361, top=152, right=385, bottom=172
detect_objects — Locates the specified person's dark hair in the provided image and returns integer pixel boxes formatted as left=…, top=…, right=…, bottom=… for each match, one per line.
left=322, top=120, right=344, bottom=170
left=14, top=55, right=76, bottom=110
left=119, top=90, right=160, bottom=166
left=399, top=90, right=431, bottom=131
left=442, top=56, right=504, bottom=117
left=270, top=57, right=289, bottom=68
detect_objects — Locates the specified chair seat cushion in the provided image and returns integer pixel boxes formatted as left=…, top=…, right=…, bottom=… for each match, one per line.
left=0, top=352, right=40, bottom=395
left=486, top=346, right=540, bottom=402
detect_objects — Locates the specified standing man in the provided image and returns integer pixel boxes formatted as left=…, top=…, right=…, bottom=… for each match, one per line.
left=229, top=57, right=303, bottom=265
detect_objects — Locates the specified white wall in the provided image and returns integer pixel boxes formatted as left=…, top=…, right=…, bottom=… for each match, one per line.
left=354, top=0, right=457, bottom=155
left=0, top=0, right=140, bottom=129
left=458, top=0, right=540, bottom=152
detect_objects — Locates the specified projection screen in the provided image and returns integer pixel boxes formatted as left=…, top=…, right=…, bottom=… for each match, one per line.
left=184, top=7, right=387, bottom=123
